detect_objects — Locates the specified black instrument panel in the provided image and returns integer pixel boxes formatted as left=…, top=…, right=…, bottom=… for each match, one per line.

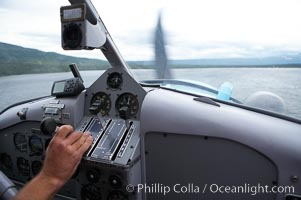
left=0, top=122, right=51, bottom=182
left=6, top=122, right=78, bottom=198
left=0, top=120, right=140, bottom=200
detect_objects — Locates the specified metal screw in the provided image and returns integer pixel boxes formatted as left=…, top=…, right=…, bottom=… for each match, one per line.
left=291, top=175, right=299, bottom=183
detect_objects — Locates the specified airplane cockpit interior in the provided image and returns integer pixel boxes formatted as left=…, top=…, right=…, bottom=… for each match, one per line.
left=0, top=0, right=300, bottom=200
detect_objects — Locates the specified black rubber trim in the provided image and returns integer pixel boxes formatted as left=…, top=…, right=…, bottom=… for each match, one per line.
left=194, top=97, right=220, bottom=107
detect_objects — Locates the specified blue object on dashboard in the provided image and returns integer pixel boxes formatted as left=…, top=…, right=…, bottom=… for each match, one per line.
left=217, top=82, right=233, bottom=101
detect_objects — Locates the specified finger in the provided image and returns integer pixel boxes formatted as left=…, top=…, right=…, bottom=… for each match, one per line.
left=55, top=125, right=74, bottom=139
left=65, top=131, right=83, bottom=145
left=77, top=135, right=93, bottom=155
left=72, top=133, right=89, bottom=151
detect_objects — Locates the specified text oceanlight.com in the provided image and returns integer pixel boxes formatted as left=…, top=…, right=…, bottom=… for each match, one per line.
left=127, top=183, right=295, bottom=196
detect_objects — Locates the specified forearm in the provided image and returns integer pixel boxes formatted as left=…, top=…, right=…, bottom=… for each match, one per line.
left=14, top=172, right=63, bottom=200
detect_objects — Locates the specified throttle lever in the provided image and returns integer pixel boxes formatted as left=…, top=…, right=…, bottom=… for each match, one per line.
left=97, top=113, right=106, bottom=128
left=119, top=106, right=131, bottom=129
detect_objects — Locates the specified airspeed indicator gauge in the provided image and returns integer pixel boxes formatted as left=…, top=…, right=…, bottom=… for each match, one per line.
left=14, top=133, right=27, bottom=152
left=116, top=93, right=139, bottom=117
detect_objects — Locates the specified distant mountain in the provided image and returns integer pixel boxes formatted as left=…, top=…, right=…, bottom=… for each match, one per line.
left=0, top=42, right=109, bottom=76
left=1, top=42, right=301, bottom=76
left=170, top=56, right=301, bottom=66
left=128, top=54, right=301, bottom=68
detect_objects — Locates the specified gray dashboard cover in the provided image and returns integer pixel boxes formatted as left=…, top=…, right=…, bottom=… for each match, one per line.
left=144, top=132, right=277, bottom=200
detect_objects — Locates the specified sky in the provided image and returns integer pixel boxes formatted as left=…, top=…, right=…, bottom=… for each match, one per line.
left=1, top=0, right=301, bottom=60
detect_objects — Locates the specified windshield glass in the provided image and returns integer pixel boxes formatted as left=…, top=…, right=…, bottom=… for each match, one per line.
left=107, top=0, right=301, bottom=120
left=1, top=0, right=301, bottom=121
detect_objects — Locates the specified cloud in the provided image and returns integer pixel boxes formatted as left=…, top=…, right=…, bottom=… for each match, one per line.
left=1, top=0, right=301, bottom=61
left=0, top=1, right=9, bottom=8
left=115, top=29, right=153, bottom=47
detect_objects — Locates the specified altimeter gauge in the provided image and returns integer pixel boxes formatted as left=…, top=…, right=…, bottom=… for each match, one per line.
left=90, top=92, right=112, bottom=116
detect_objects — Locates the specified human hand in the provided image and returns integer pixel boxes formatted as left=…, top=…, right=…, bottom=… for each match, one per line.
left=39, top=125, right=93, bottom=188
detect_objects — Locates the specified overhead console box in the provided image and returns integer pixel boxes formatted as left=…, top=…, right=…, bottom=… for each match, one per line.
left=60, top=3, right=106, bottom=50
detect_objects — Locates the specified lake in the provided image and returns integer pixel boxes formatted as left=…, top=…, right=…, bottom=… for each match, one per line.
left=0, top=68, right=300, bottom=120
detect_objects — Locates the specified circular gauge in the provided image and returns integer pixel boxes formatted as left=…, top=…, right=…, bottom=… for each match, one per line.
left=29, top=136, right=43, bottom=155
left=81, top=184, right=102, bottom=200
left=17, top=157, right=30, bottom=176
left=14, top=133, right=27, bottom=152
left=90, top=92, right=111, bottom=116
left=86, top=168, right=100, bottom=183
left=109, top=175, right=122, bottom=188
left=107, top=191, right=128, bottom=200
left=32, top=160, right=43, bottom=175
left=116, top=93, right=139, bottom=117
left=0, top=153, right=13, bottom=170
left=107, top=72, right=123, bottom=90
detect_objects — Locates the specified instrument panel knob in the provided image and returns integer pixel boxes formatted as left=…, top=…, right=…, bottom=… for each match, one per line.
left=40, top=117, right=57, bottom=135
